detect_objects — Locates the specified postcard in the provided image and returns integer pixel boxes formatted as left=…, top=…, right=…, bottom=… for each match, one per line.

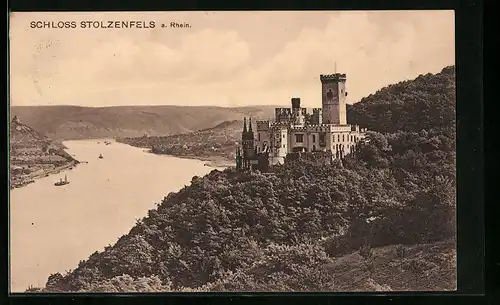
left=9, top=10, right=456, bottom=293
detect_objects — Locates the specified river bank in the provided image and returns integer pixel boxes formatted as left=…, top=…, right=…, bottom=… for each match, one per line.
left=10, top=160, right=79, bottom=190
left=145, top=150, right=232, bottom=168
left=115, top=138, right=233, bottom=168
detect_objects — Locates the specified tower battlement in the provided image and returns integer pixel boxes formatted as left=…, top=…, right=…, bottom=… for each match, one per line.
left=320, top=73, right=347, bottom=82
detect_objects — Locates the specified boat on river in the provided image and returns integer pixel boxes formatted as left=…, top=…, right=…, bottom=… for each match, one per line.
left=99, top=153, right=103, bottom=159
left=54, top=174, right=69, bottom=186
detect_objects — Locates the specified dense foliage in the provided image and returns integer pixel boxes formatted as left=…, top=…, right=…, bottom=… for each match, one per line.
left=37, top=66, right=456, bottom=292
left=347, top=66, right=455, bottom=134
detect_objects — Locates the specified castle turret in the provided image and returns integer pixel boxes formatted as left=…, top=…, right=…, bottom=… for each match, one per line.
left=291, top=97, right=305, bottom=126
left=320, top=73, right=347, bottom=125
left=241, top=117, right=255, bottom=169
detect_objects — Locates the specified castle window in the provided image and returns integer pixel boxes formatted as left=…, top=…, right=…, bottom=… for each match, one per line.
left=283, top=134, right=285, bottom=138
left=258, top=133, right=261, bottom=141
left=295, top=134, right=304, bottom=143
left=319, top=133, right=326, bottom=146
left=332, top=135, right=335, bottom=142
left=337, top=135, right=340, bottom=142
left=342, top=134, right=345, bottom=142
left=312, top=135, right=316, bottom=142
left=283, top=144, right=285, bottom=148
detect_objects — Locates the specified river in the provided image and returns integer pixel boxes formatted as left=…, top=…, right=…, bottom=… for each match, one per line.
left=9, top=139, right=218, bottom=292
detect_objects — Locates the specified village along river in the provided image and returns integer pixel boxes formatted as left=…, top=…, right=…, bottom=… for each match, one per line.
left=9, top=139, right=218, bottom=292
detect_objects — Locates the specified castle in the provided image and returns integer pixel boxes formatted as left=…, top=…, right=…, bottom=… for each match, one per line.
left=236, top=72, right=367, bottom=171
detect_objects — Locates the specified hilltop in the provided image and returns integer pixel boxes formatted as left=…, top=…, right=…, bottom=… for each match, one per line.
left=10, top=105, right=277, bottom=140
left=10, top=116, right=78, bottom=189
left=10, top=115, right=48, bottom=143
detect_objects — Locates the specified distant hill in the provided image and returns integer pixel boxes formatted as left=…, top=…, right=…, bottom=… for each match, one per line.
left=10, top=105, right=277, bottom=140
left=347, top=66, right=455, bottom=133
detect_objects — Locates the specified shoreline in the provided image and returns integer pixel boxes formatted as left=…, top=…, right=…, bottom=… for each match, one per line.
left=168, top=154, right=233, bottom=168
left=10, top=160, right=79, bottom=190
left=114, top=140, right=233, bottom=168
left=113, top=138, right=234, bottom=168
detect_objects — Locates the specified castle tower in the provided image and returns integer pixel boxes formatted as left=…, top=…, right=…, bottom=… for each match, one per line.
left=320, top=73, right=347, bottom=125
left=291, top=97, right=305, bottom=126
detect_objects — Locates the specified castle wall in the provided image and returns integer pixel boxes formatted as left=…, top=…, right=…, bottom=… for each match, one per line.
left=279, top=128, right=289, bottom=158
left=267, top=127, right=287, bottom=164
left=310, top=108, right=323, bottom=125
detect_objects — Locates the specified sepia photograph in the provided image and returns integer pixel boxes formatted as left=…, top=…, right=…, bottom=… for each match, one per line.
left=9, top=10, right=456, bottom=293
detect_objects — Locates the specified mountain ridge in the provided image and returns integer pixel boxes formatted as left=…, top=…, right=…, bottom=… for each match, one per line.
left=10, top=105, right=278, bottom=140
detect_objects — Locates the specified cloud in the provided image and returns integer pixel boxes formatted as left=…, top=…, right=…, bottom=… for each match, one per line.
left=235, top=11, right=454, bottom=105
left=9, top=11, right=454, bottom=107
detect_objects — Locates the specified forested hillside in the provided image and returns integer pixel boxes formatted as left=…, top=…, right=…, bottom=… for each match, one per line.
left=347, top=66, right=455, bottom=134
left=31, top=66, right=456, bottom=292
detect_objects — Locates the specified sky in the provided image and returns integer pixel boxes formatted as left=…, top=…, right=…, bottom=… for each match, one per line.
left=9, top=11, right=455, bottom=108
